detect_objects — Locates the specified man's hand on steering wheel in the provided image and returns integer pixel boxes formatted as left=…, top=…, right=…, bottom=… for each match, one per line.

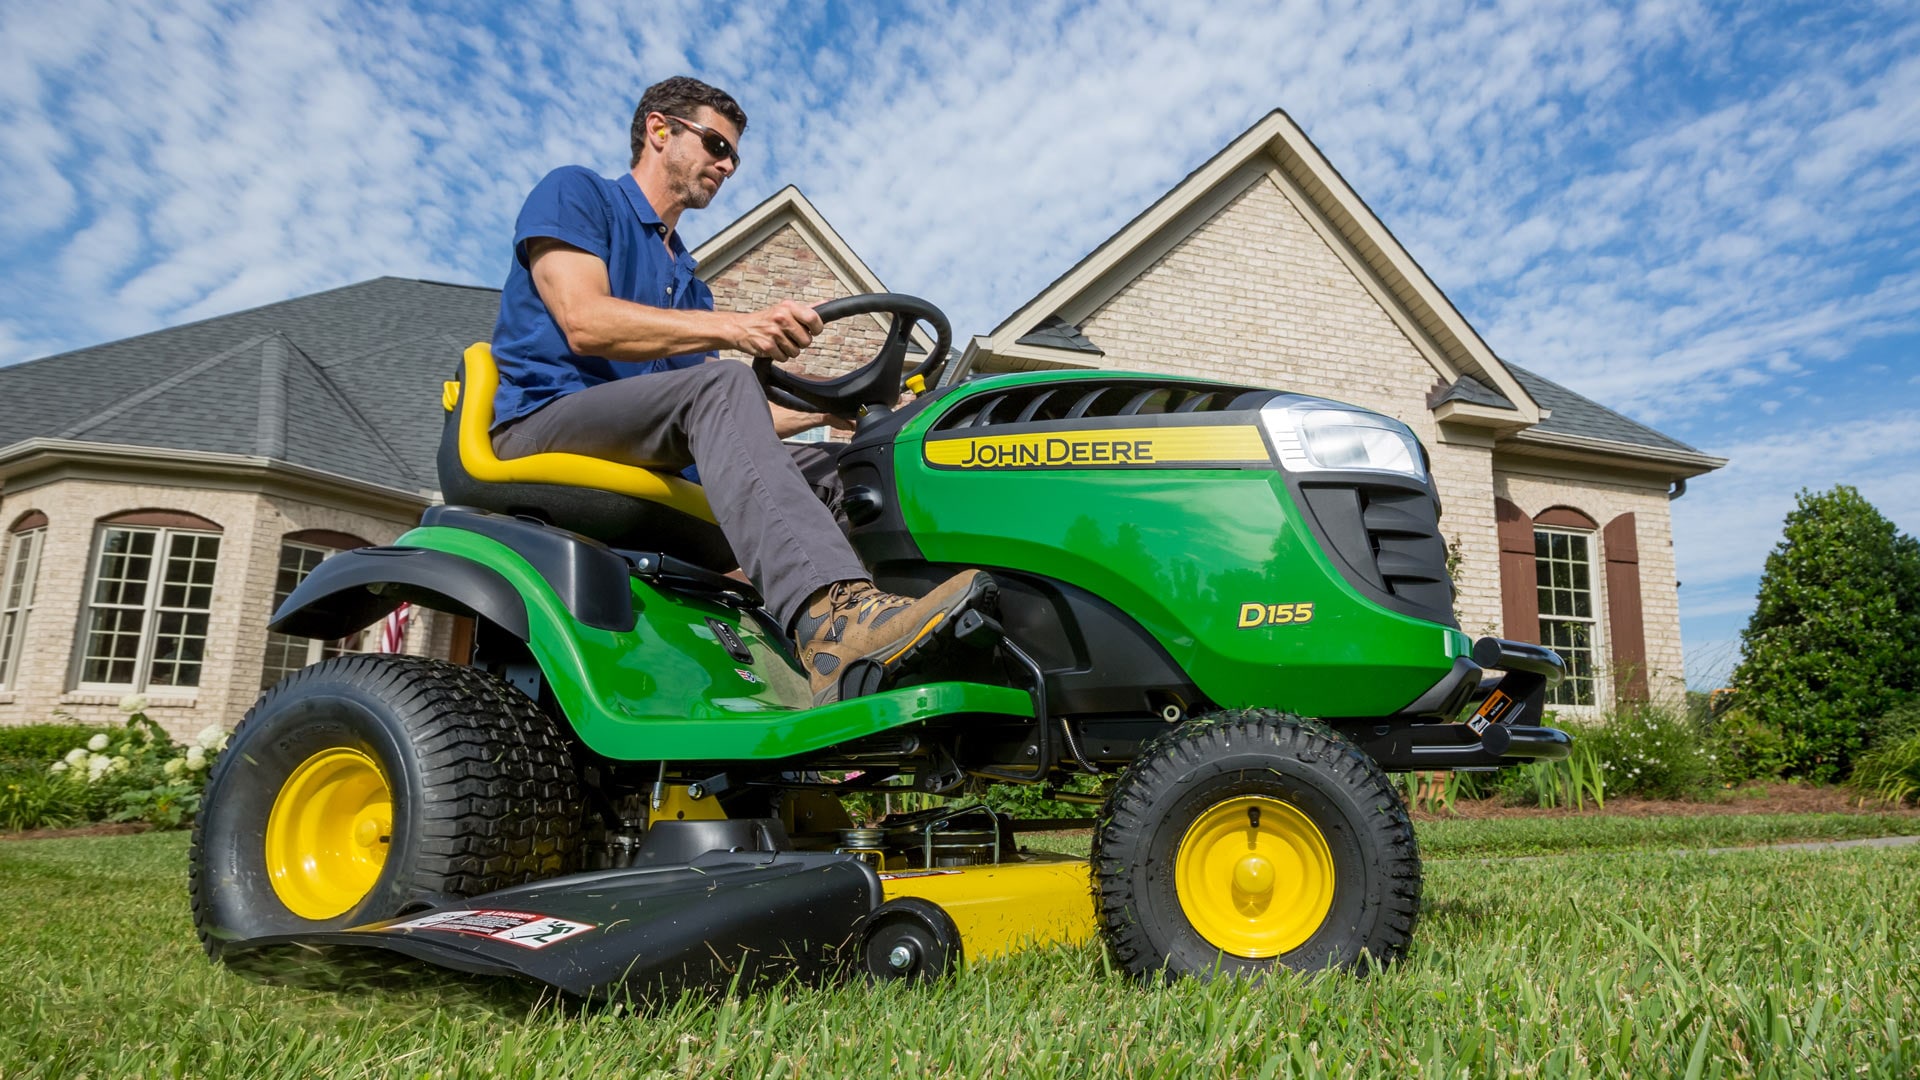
left=752, top=293, right=952, bottom=423
left=728, top=300, right=822, bottom=360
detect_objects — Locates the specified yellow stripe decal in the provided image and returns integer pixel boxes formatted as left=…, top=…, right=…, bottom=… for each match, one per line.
left=924, top=425, right=1268, bottom=470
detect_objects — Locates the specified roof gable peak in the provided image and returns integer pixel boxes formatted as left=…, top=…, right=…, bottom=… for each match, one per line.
left=973, top=110, right=1539, bottom=423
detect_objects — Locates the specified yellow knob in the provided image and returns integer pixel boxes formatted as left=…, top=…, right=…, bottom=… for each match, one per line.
left=905, top=374, right=926, bottom=394
left=1233, top=855, right=1275, bottom=895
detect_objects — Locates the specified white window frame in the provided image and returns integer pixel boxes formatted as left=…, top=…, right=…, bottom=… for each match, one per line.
left=1534, top=526, right=1603, bottom=712
left=0, top=527, right=46, bottom=690
left=74, top=524, right=222, bottom=692
left=261, top=540, right=365, bottom=687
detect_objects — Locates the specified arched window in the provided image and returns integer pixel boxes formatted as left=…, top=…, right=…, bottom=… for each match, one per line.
left=0, top=511, right=49, bottom=690
left=261, top=530, right=371, bottom=688
left=76, top=511, right=223, bottom=691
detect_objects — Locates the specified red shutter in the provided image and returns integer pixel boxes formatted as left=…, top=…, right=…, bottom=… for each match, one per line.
left=1603, top=513, right=1648, bottom=703
left=1495, top=498, right=1539, bottom=643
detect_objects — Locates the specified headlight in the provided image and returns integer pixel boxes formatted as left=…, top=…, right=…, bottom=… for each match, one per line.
left=1259, top=396, right=1428, bottom=481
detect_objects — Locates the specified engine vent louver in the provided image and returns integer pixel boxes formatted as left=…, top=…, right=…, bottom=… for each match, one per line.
left=1299, top=482, right=1455, bottom=628
left=933, top=379, right=1269, bottom=432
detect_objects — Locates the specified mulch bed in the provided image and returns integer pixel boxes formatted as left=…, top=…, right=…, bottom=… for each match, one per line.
left=1412, top=781, right=1920, bottom=820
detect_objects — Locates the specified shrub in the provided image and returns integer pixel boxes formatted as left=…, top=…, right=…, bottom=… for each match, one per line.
left=1848, top=731, right=1920, bottom=806
left=1564, top=706, right=1716, bottom=801
left=1707, top=708, right=1792, bottom=783
left=1732, top=486, right=1920, bottom=780
left=2, top=699, right=227, bottom=832
left=0, top=763, right=89, bottom=832
left=1867, top=699, right=1920, bottom=746
left=0, top=721, right=110, bottom=767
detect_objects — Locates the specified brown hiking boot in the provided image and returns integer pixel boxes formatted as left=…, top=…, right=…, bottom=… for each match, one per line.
left=793, top=570, right=996, bottom=705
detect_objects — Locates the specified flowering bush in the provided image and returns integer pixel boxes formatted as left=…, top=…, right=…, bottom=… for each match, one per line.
left=1564, top=705, right=1716, bottom=800
left=0, top=698, right=228, bottom=831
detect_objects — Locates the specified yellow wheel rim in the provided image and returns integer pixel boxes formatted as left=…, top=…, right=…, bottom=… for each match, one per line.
left=265, top=747, right=393, bottom=920
left=1175, top=795, right=1335, bottom=958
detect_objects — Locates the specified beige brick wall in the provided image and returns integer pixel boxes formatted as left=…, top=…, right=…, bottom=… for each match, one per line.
left=1496, top=468, right=1686, bottom=709
left=703, top=223, right=896, bottom=383
left=0, top=476, right=430, bottom=740
left=1074, top=173, right=1505, bottom=636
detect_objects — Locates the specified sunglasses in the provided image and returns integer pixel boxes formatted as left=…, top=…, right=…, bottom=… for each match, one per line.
left=664, top=114, right=739, bottom=168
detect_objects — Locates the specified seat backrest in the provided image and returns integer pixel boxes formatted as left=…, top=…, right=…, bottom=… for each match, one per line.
left=437, top=344, right=738, bottom=572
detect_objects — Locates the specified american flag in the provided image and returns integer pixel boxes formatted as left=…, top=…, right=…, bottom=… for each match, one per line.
left=380, top=602, right=412, bottom=653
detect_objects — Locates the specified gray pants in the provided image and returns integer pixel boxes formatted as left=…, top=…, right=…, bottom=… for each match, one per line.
left=492, top=360, right=867, bottom=628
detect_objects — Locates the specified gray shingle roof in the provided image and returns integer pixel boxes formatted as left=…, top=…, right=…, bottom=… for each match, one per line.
left=1505, top=364, right=1703, bottom=455
left=0, top=278, right=499, bottom=494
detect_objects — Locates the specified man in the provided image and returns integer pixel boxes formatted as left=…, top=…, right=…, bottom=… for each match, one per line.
left=488, top=76, right=989, bottom=705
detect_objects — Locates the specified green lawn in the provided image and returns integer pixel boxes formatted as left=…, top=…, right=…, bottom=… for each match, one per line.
left=2, top=817, right=1916, bottom=1078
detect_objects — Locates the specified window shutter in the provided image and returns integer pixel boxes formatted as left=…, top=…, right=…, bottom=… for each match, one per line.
left=1495, top=498, right=1538, bottom=642
left=1603, top=512, right=1647, bottom=702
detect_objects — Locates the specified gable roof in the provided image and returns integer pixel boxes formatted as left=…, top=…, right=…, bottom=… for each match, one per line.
left=0, top=277, right=498, bottom=496
left=965, top=110, right=1540, bottom=429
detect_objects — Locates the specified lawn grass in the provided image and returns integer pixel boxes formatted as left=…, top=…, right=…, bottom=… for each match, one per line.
left=2, top=821, right=1916, bottom=1078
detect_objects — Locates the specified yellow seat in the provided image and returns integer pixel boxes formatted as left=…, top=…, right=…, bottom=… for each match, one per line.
left=445, top=343, right=716, bottom=524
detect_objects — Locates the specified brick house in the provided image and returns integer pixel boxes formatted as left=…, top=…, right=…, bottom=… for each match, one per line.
left=0, top=112, right=1721, bottom=737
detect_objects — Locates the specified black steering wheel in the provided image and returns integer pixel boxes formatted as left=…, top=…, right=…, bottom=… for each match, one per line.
left=752, top=293, right=952, bottom=419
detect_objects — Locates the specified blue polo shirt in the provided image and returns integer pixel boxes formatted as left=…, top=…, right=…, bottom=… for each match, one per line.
left=489, top=166, right=715, bottom=430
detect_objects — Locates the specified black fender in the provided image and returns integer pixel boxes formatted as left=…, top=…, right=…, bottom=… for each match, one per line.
left=268, top=546, right=530, bottom=642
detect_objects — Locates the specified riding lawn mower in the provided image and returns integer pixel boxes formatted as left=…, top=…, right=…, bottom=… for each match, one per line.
left=190, top=293, right=1569, bottom=1000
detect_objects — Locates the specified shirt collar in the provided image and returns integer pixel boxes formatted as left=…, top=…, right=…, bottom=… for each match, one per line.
left=617, top=172, right=693, bottom=263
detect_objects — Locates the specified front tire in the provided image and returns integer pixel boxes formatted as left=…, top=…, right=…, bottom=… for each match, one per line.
left=190, top=655, right=582, bottom=959
left=1093, top=710, right=1420, bottom=980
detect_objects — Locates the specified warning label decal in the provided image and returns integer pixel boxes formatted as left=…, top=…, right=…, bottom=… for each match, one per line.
left=390, top=909, right=598, bottom=949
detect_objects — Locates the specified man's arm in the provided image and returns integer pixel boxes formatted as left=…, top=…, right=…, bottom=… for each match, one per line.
left=528, top=239, right=822, bottom=361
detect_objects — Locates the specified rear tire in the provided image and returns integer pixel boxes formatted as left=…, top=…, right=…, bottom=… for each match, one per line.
left=1093, top=710, right=1420, bottom=980
left=190, top=655, right=582, bottom=960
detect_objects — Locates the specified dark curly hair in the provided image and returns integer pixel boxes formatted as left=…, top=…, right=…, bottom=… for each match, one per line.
left=630, top=77, right=747, bottom=167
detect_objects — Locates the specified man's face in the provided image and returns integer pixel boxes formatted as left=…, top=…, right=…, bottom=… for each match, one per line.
left=661, top=107, right=740, bottom=212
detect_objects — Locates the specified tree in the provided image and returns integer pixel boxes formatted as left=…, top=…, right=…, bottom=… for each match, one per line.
left=1732, top=485, right=1920, bottom=781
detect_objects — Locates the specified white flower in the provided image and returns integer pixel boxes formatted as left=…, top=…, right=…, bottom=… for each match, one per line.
left=64, top=748, right=89, bottom=767
left=49, top=761, right=68, bottom=774
left=118, top=694, right=149, bottom=715
left=184, top=746, right=208, bottom=772
left=87, top=733, right=111, bottom=752
left=162, top=757, right=185, bottom=778
left=108, top=755, right=128, bottom=773
left=194, top=725, right=227, bottom=751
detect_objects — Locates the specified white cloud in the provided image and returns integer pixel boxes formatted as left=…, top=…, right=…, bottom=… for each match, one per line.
left=1676, top=410, right=1920, bottom=584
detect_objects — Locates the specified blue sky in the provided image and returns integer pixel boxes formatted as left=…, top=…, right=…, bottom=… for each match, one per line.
left=2, top=0, right=1916, bottom=686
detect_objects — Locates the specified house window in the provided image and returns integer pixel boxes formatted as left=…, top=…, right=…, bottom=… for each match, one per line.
left=261, top=541, right=364, bottom=687
left=78, top=526, right=221, bottom=690
left=1535, top=528, right=1597, bottom=707
left=0, top=525, right=46, bottom=689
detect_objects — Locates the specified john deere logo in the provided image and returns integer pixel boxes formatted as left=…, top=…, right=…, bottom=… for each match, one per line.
left=925, top=425, right=1267, bottom=471
left=1238, top=602, right=1315, bottom=628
